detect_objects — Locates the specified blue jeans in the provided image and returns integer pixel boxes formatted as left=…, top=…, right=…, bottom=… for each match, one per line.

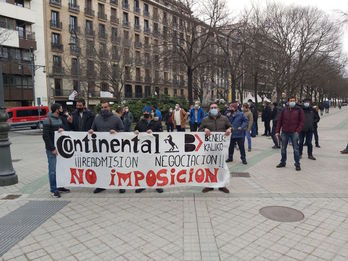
left=46, top=150, right=57, bottom=193
left=281, top=132, right=300, bottom=167
left=229, top=137, right=246, bottom=161
left=244, top=130, right=251, bottom=150
left=299, top=131, right=313, bottom=156
left=251, top=122, right=257, bottom=137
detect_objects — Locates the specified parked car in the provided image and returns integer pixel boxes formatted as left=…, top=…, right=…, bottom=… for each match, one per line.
left=341, top=102, right=347, bottom=106
left=6, top=106, right=49, bottom=129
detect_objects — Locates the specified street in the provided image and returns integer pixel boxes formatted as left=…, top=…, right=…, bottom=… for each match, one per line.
left=0, top=107, right=348, bottom=261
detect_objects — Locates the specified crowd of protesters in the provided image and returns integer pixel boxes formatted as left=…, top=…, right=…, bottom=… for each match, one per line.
left=42, top=95, right=347, bottom=198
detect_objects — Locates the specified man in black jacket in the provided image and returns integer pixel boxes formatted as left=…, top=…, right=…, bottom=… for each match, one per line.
left=248, top=99, right=258, bottom=137
left=42, top=103, right=69, bottom=198
left=68, top=98, right=95, bottom=131
left=262, top=101, right=272, bottom=136
left=299, top=98, right=316, bottom=160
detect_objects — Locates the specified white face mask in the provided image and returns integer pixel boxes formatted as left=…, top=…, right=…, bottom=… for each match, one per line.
left=304, top=102, right=310, bottom=108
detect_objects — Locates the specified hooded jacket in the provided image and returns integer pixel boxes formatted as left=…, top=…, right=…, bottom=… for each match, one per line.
left=42, top=112, right=63, bottom=151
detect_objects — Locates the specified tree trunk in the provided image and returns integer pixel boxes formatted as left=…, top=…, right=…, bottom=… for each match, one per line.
left=187, top=67, right=193, bottom=104
left=254, top=72, right=258, bottom=106
left=299, top=85, right=304, bottom=101
left=231, top=73, right=236, bottom=102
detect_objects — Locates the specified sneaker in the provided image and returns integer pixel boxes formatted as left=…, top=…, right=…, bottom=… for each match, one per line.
left=119, top=189, right=126, bottom=194
left=93, top=188, right=106, bottom=194
left=156, top=188, right=164, bottom=193
left=218, top=187, right=230, bottom=193
left=340, top=149, right=348, bottom=154
left=51, top=191, right=61, bottom=198
left=242, top=160, right=247, bottom=165
left=296, top=165, right=301, bottom=171
left=202, top=187, right=214, bottom=193
left=226, top=159, right=233, bottom=163
left=308, top=155, right=316, bottom=160
left=58, top=187, right=70, bottom=193
left=272, top=145, right=280, bottom=149
left=276, top=163, right=286, bottom=168
left=316, top=144, right=321, bottom=148
left=135, top=188, right=146, bottom=193
left=248, top=148, right=251, bottom=152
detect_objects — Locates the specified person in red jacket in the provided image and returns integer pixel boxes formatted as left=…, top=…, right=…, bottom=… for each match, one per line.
left=275, top=97, right=305, bottom=171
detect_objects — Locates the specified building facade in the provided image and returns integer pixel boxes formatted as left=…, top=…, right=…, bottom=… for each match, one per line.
left=0, top=0, right=47, bottom=107
left=45, top=0, right=190, bottom=108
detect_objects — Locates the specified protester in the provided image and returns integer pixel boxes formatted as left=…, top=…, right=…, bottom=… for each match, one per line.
left=299, top=99, right=317, bottom=160
left=115, top=106, right=124, bottom=118
left=313, top=105, right=321, bottom=148
left=89, top=101, right=124, bottom=194
left=154, top=105, right=162, bottom=121
left=242, top=103, right=253, bottom=152
left=67, top=98, right=95, bottom=131
left=164, top=108, right=175, bottom=132
left=134, top=109, right=163, bottom=193
left=58, top=106, right=71, bottom=131
left=189, top=101, right=205, bottom=132
left=324, top=100, right=330, bottom=114
left=271, top=102, right=281, bottom=149
left=280, top=92, right=287, bottom=108
left=276, top=97, right=304, bottom=171
left=42, top=103, right=70, bottom=198
left=123, top=106, right=133, bottom=132
left=341, top=144, right=348, bottom=154
left=262, top=101, right=272, bottom=136
left=198, top=102, right=232, bottom=193
left=248, top=99, right=258, bottom=137
left=226, top=103, right=248, bottom=164
left=319, top=102, right=325, bottom=116
left=172, top=104, right=187, bottom=132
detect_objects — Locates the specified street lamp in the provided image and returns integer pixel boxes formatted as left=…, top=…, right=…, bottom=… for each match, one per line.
left=0, top=64, right=18, bottom=186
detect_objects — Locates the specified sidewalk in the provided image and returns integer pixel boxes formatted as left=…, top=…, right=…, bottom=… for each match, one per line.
left=0, top=107, right=348, bottom=260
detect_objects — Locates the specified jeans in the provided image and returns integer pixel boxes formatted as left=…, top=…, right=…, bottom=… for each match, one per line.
left=271, top=121, right=279, bottom=147
left=166, top=123, right=174, bottom=132
left=299, top=131, right=313, bottom=156
left=264, top=120, right=271, bottom=135
left=251, top=122, right=257, bottom=137
left=244, top=130, right=251, bottom=150
left=176, top=125, right=185, bottom=132
left=190, top=122, right=199, bottom=132
left=313, top=127, right=319, bottom=146
left=229, top=137, right=246, bottom=161
left=280, top=132, right=300, bottom=167
left=46, top=150, right=57, bottom=193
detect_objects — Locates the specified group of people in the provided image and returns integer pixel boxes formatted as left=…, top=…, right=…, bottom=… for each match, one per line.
left=42, top=95, right=345, bottom=198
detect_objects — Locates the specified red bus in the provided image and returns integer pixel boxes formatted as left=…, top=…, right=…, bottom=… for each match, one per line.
left=7, top=106, right=49, bottom=129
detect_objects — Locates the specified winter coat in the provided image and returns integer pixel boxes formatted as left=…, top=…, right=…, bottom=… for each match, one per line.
left=249, top=103, right=258, bottom=121
left=42, top=113, right=63, bottom=151
left=198, top=113, right=232, bottom=132
left=149, top=118, right=163, bottom=132
left=189, top=107, right=205, bottom=125
left=271, top=106, right=281, bottom=122
left=70, top=109, right=95, bottom=131
left=228, top=111, right=249, bottom=138
left=171, top=108, right=188, bottom=128
left=262, top=105, right=272, bottom=122
left=276, top=106, right=305, bottom=134
left=164, top=112, right=174, bottom=125
left=91, top=112, right=124, bottom=132
left=313, top=110, right=320, bottom=128
left=244, top=110, right=253, bottom=131
left=301, top=107, right=315, bottom=132
left=134, top=118, right=150, bottom=132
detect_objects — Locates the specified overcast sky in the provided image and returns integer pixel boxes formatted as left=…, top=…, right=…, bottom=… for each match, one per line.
left=226, top=0, right=348, bottom=56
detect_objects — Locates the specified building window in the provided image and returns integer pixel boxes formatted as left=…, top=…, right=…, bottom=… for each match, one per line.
left=73, top=80, right=79, bottom=91
left=134, top=16, right=140, bottom=28
left=144, top=3, right=149, bottom=16
left=164, top=88, right=168, bottom=96
left=0, top=47, right=8, bottom=59
left=123, top=0, right=129, bottom=9
left=54, top=79, right=62, bottom=95
left=123, top=12, right=129, bottom=25
left=85, top=20, right=93, bottom=33
left=181, top=89, right=184, bottom=96
left=52, top=33, right=60, bottom=44
left=51, top=11, right=59, bottom=26
left=145, top=86, right=151, bottom=97
left=174, top=89, right=177, bottom=97
left=125, top=84, right=132, bottom=98
left=70, top=16, right=77, bottom=32
left=144, top=19, right=149, bottom=32
left=135, top=85, right=142, bottom=98
left=155, top=87, right=160, bottom=96
left=53, top=55, right=61, bottom=67
left=101, top=82, right=108, bottom=91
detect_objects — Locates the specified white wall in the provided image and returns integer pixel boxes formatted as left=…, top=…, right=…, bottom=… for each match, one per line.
left=0, top=28, right=19, bottom=47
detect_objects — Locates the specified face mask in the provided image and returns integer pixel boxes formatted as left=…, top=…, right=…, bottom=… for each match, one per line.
left=194, top=105, right=199, bottom=109
left=59, top=111, right=64, bottom=116
left=144, top=114, right=150, bottom=119
left=77, top=108, right=83, bottom=113
left=175, top=106, right=179, bottom=110
left=304, top=103, right=310, bottom=108
left=210, top=109, right=218, bottom=116
left=169, top=109, right=173, bottom=113
left=289, top=102, right=296, bottom=108
left=125, top=109, right=129, bottom=112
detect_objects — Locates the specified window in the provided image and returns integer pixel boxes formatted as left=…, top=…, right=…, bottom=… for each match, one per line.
left=54, top=79, right=62, bottom=95
left=123, top=12, right=129, bottom=25
left=145, top=36, right=149, bottom=45
left=71, top=58, right=78, bottom=74
left=22, top=50, right=31, bottom=61
left=52, top=33, right=60, bottom=44
left=111, top=7, right=117, bottom=17
left=154, top=23, right=159, bottom=33
left=155, top=87, right=159, bottom=96
left=123, top=30, right=129, bottom=39
left=134, top=0, right=139, bottom=8
left=51, top=11, right=59, bottom=24
left=15, top=0, right=24, bottom=7
left=99, top=23, right=106, bottom=37
left=181, top=89, right=184, bottom=96
left=112, top=27, right=118, bottom=40
left=135, top=85, right=142, bottom=98
left=164, top=88, right=168, bottom=96
left=123, top=0, right=129, bottom=8
left=164, top=72, right=168, bottom=81
left=145, top=86, right=151, bottom=97
left=86, top=20, right=93, bottom=33
left=174, top=89, right=177, bottom=97
left=125, top=84, right=132, bottom=98
left=16, top=22, right=25, bottom=38
left=134, top=16, right=140, bottom=28
left=53, top=55, right=61, bottom=67
left=98, top=3, right=105, bottom=14
left=135, top=50, right=140, bottom=60
left=135, top=34, right=140, bottom=42
left=99, top=43, right=106, bottom=56
left=136, top=67, right=141, bottom=78
left=145, top=53, right=150, bottom=63
left=144, top=19, right=149, bottom=31
left=70, top=16, right=77, bottom=31
left=73, top=80, right=79, bottom=91
left=87, top=60, right=94, bottom=74
left=101, top=82, right=108, bottom=91
left=144, top=3, right=149, bottom=13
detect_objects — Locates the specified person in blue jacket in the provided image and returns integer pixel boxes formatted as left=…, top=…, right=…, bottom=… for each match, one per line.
left=189, top=102, right=205, bottom=131
left=226, top=103, right=249, bottom=164
left=154, top=105, right=162, bottom=121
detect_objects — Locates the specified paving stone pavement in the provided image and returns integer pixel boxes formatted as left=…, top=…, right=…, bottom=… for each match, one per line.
left=0, top=107, right=348, bottom=261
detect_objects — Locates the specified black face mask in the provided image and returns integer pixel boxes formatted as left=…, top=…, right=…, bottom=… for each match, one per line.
left=59, top=111, right=64, bottom=116
left=77, top=108, right=83, bottom=113
left=143, top=114, right=150, bottom=119
left=100, top=110, right=111, bottom=118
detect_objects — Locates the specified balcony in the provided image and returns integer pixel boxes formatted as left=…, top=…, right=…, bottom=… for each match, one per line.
left=144, top=10, right=150, bottom=17
left=98, top=12, right=107, bottom=21
left=134, top=6, right=141, bottom=14
left=110, top=15, right=119, bottom=25
left=144, top=42, right=151, bottom=49
left=85, top=29, right=95, bottom=38
left=153, top=30, right=160, bottom=38
left=110, top=0, right=118, bottom=6
left=19, top=33, right=36, bottom=50
left=122, top=39, right=132, bottom=47
left=52, top=66, right=64, bottom=75
left=125, top=74, right=132, bottom=81
left=153, top=14, right=159, bottom=22
left=50, top=20, right=62, bottom=30
left=85, top=7, right=95, bottom=17
left=68, top=3, right=80, bottom=13
left=71, top=67, right=79, bottom=76
left=134, top=41, right=142, bottom=49
left=70, top=45, right=80, bottom=56
left=51, top=43, right=63, bottom=52
left=98, top=32, right=107, bottom=40
left=69, top=25, right=80, bottom=34
left=134, top=23, right=141, bottom=32
left=122, top=2, right=129, bottom=10
left=163, top=17, right=168, bottom=25
left=123, top=21, right=131, bottom=28
left=144, top=27, right=151, bottom=34
left=49, top=0, right=61, bottom=8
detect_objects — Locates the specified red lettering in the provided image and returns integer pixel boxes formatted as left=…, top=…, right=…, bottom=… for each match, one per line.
left=195, top=169, right=205, bottom=183
left=204, top=168, right=218, bottom=183
left=156, top=169, right=168, bottom=187
left=188, top=168, right=194, bottom=182
left=117, top=172, right=132, bottom=186
left=177, top=169, right=187, bottom=183
left=70, top=168, right=84, bottom=184
left=109, top=173, right=116, bottom=186
left=134, top=171, right=145, bottom=186
left=146, top=170, right=156, bottom=187
left=85, top=169, right=97, bottom=184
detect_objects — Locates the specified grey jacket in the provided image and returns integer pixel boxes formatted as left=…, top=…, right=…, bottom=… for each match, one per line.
left=199, top=113, right=232, bottom=132
left=42, top=112, right=63, bottom=151
left=92, top=112, right=124, bottom=132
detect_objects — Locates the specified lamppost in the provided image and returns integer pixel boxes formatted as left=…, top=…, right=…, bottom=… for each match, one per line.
left=0, top=63, right=18, bottom=186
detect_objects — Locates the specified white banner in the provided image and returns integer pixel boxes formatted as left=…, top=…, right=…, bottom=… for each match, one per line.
left=55, top=132, right=230, bottom=189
